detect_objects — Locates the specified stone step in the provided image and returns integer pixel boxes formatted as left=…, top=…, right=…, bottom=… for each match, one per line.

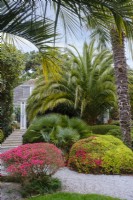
left=3, top=137, right=23, bottom=140
left=2, top=139, right=23, bottom=143
left=2, top=143, right=22, bottom=146
left=2, top=141, right=22, bottom=144
left=1, top=129, right=26, bottom=154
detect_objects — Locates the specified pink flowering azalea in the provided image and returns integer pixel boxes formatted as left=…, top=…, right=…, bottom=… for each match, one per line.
left=0, top=143, right=64, bottom=178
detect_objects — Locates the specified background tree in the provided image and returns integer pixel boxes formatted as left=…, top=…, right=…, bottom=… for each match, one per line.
left=0, top=44, right=24, bottom=136
left=19, top=51, right=42, bottom=83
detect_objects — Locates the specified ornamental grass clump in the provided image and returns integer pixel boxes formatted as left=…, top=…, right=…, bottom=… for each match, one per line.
left=0, top=143, right=64, bottom=178
left=68, top=135, right=133, bottom=174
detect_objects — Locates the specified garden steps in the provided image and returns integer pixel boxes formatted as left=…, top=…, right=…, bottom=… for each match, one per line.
left=0, top=129, right=26, bottom=175
left=1, top=129, right=26, bottom=153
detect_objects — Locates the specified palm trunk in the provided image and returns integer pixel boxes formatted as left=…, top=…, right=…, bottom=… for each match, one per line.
left=110, top=29, right=132, bottom=148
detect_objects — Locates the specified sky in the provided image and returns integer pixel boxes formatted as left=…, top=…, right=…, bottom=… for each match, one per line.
left=16, top=3, right=133, bottom=68
left=19, top=31, right=133, bottom=68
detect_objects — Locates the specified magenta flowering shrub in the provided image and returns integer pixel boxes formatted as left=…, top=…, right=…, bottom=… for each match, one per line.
left=0, top=143, right=64, bottom=178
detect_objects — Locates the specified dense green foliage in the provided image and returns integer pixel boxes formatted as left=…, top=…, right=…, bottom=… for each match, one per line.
left=19, top=51, right=42, bottom=83
left=0, top=44, right=24, bottom=136
left=89, top=125, right=120, bottom=135
left=68, top=135, right=133, bottom=174
left=23, top=114, right=91, bottom=152
left=21, top=176, right=61, bottom=198
left=89, top=125, right=133, bottom=147
left=0, top=129, right=4, bottom=143
left=27, top=42, right=116, bottom=123
left=27, top=192, right=120, bottom=200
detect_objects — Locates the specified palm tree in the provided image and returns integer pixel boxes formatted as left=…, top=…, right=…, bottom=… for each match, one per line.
left=1, top=1, right=56, bottom=49
left=27, top=41, right=116, bottom=124
left=1, top=0, right=133, bottom=147
left=2, top=0, right=133, bottom=34
left=128, top=69, right=133, bottom=118
left=86, top=6, right=133, bottom=147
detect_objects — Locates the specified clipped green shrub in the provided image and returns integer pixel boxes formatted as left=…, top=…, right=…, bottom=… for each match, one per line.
left=68, top=135, right=133, bottom=174
left=89, top=125, right=120, bottom=135
left=107, top=127, right=133, bottom=148
left=107, top=129, right=122, bottom=139
left=23, top=114, right=91, bottom=152
left=0, top=129, right=4, bottom=143
left=110, top=120, right=120, bottom=126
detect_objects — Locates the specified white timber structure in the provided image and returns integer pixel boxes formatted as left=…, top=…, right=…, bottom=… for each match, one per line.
left=13, top=79, right=35, bottom=130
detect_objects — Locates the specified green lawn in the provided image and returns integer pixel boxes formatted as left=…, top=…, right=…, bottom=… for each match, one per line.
left=27, top=192, right=120, bottom=200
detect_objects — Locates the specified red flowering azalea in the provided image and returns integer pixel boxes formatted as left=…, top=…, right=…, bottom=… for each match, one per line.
left=0, top=143, right=64, bottom=178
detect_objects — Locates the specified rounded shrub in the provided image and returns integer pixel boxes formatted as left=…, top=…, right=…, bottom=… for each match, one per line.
left=89, top=125, right=120, bottom=135
left=0, top=129, right=4, bottom=143
left=0, top=143, right=64, bottom=178
left=68, top=135, right=133, bottom=174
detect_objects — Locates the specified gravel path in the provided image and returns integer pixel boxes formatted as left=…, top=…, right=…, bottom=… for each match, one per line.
left=0, top=182, right=22, bottom=200
left=1, top=168, right=133, bottom=200
left=54, top=168, right=133, bottom=200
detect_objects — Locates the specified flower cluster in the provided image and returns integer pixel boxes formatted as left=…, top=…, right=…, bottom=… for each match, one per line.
left=0, top=143, right=64, bottom=178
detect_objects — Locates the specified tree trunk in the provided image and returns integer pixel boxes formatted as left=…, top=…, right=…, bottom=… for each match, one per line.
left=110, top=29, right=132, bottom=148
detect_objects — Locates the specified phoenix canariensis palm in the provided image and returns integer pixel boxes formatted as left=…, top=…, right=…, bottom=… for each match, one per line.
left=27, top=41, right=116, bottom=124
left=128, top=69, right=133, bottom=118
left=86, top=1, right=133, bottom=147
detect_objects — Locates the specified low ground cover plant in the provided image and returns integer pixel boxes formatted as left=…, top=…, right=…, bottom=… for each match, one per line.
left=68, top=135, right=133, bottom=174
left=27, top=192, right=120, bottom=200
left=0, top=143, right=64, bottom=197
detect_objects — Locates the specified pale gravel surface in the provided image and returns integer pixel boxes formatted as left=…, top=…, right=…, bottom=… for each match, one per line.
left=54, top=167, right=133, bottom=200
left=0, top=167, right=133, bottom=200
left=0, top=182, right=22, bottom=200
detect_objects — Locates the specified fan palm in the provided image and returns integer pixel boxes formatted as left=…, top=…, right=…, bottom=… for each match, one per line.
left=86, top=3, right=133, bottom=147
left=23, top=113, right=91, bottom=152
left=27, top=41, right=116, bottom=124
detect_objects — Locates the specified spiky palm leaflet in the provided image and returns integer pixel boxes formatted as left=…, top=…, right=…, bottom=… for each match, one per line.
left=27, top=42, right=116, bottom=124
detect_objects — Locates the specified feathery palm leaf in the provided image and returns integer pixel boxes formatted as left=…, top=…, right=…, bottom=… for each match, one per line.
left=27, top=41, right=116, bottom=124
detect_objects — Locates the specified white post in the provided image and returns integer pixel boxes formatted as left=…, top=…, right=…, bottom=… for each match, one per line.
left=20, top=101, right=27, bottom=129
left=103, top=109, right=110, bottom=123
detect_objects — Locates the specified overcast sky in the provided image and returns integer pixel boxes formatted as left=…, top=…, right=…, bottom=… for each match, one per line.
left=17, top=4, right=133, bottom=68
left=19, top=30, right=133, bottom=68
